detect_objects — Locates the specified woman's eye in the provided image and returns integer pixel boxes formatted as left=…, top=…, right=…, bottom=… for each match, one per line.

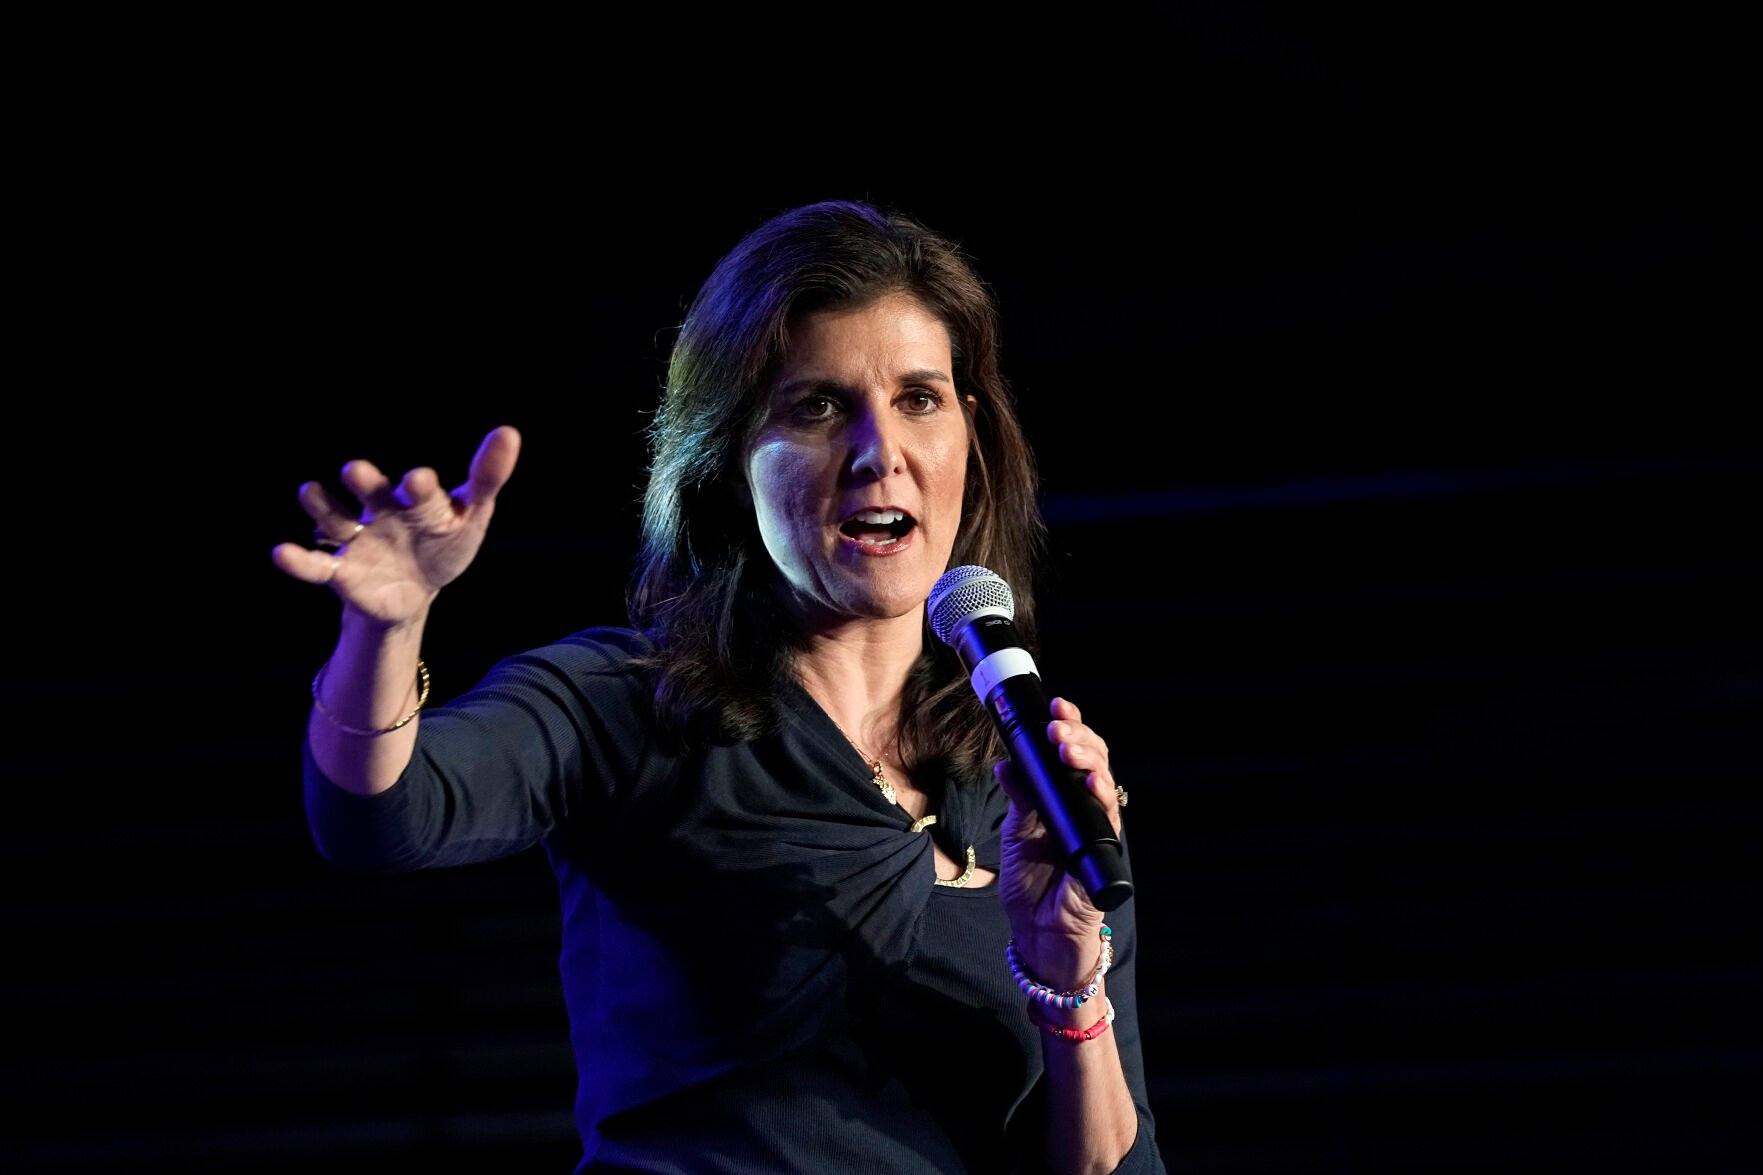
left=793, top=395, right=839, bottom=421
left=788, top=389, right=942, bottom=422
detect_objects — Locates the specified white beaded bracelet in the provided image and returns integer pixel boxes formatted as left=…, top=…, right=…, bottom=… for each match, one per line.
left=1005, top=925, right=1113, bottom=1009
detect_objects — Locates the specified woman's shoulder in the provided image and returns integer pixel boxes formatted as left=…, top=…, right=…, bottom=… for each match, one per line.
left=551, top=624, right=659, bottom=660
left=513, top=625, right=659, bottom=679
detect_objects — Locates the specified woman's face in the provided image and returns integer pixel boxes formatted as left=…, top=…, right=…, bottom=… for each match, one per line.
left=743, top=291, right=973, bottom=629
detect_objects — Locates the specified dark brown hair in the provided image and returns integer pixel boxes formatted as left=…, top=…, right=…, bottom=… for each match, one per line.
left=628, top=200, right=1046, bottom=784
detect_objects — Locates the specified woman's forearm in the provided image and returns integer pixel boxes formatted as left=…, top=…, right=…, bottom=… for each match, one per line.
left=307, top=604, right=430, bottom=795
left=1036, top=976, right=1140, bottom=1175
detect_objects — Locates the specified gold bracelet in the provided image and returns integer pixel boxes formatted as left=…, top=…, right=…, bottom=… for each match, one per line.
left=311, top=658, right=430, bottom=736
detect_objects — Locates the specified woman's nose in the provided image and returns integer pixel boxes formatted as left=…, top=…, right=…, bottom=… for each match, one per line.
left=847, top=404, right=904, bottom=480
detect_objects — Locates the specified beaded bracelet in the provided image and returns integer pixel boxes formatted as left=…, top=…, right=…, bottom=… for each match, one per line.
left=1027, top=995, right=1116, bottom=1042
left=1005, top=924, right=1113, bottom=1010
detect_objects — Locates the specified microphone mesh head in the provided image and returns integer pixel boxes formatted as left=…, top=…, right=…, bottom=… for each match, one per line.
left=927, top=565, right=1015, bottom=646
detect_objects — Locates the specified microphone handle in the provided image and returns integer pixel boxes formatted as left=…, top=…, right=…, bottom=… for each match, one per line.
left=985, top=670, right=1135, bottom=912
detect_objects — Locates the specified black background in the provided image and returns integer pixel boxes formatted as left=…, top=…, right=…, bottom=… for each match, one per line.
left=9, top=7, right=1759, bottom=1172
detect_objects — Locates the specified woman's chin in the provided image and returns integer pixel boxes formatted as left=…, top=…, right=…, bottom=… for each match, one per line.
left=775, top=550, right=950, bottom=627
left=802, top=584, right=932, bottom=629
left=836, top=591, right=926, bottom=623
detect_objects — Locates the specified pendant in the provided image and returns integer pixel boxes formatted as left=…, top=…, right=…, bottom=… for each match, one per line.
left=870, top=759, right=896, bottom=805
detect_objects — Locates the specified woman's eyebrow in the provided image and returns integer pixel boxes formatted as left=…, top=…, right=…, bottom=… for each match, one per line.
left=773, top=368, right=953, bottom=398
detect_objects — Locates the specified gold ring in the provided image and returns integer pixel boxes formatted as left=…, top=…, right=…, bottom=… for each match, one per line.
left=315, top=521, right=366, bottom=550
left=1114, top=785, right=1128, bottom=807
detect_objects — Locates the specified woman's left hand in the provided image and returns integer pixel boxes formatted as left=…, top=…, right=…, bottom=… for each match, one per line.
left=993, top=696, right=1125, bottom=988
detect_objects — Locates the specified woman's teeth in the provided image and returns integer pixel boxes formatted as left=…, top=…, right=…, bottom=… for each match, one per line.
left=839, top=511, right=915, bottom=544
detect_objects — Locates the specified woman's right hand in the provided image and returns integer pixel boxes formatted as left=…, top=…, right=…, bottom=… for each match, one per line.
left=271, top=425, right=522, bottom=629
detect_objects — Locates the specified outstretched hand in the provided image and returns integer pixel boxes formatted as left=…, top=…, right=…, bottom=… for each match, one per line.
left=994, top=695, right=1125, bottom=984
left=271, top=425, right=521, bottom=629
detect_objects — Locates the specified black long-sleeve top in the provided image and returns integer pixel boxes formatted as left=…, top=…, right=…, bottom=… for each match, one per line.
left=303, top=626, right=1166, bottom=1173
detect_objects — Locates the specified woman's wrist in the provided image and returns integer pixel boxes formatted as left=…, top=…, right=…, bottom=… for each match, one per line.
left=1033, top=975, right=1108, bottom=1029
left=1012, top=928, right=1106, bottom=992
left=341, top=598, right=434, bottom=640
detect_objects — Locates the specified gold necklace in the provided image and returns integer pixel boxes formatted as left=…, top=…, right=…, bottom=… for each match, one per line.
left=827, top=716, right=899, bottom=807
left=826, top=716, right=974, bottom=886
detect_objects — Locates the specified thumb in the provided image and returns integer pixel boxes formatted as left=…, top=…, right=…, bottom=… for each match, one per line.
left=994, top=760, right=1047, bottom=842
left=993, top=759, right=1026, bottom=806
left=462, top=425, right=522, bottom=510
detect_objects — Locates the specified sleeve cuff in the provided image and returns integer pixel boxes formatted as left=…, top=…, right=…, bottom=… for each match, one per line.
left=1104, top=1107, right=1166, bottom=1175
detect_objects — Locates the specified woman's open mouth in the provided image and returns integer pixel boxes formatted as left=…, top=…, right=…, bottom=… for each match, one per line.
left=837, top=508, right=917, bottom=555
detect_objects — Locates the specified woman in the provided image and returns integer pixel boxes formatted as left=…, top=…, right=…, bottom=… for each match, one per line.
left=274, top=200, right=1165, bottom=1174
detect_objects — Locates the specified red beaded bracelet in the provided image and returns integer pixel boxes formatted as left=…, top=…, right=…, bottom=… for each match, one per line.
left=1026, top=995, right=1116, bottom=1042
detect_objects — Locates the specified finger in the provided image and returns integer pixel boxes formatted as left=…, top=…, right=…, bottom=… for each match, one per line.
left=394, top=466, right=444, bottom=511
left=1051, top=696, right=1083, bottom=724
left=1057, top=734, right=1114, bottom=780
left=340, top=459, right=399, bottom=517
left=458, top=425, right=521, bottom=512
left=297, top=481, right=357, bottom=532
left=1057, top=738, right=1099, bottom=770
left=1084, top=770, right=1123, bottom=837
left=1047, top=719, right=1111, bottom=769
left=270, top=541, right=343, bottom=586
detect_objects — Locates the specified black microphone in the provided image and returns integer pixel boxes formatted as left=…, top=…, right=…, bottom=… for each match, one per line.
left=927, top=565, right=1133, bottom=912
